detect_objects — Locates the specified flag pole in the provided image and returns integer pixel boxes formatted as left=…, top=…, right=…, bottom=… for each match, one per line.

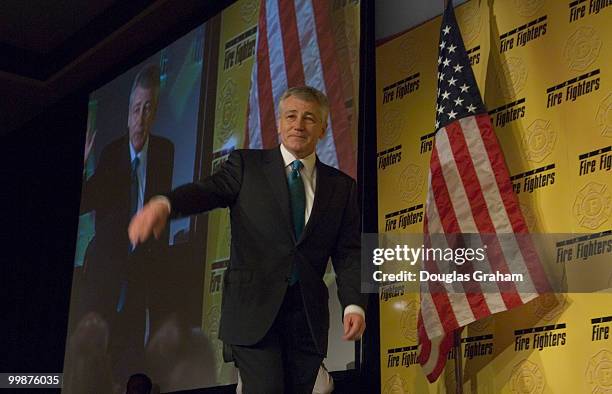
left=453, top=330, right=463, bottom=393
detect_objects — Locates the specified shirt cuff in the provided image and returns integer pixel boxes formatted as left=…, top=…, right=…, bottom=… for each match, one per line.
left=343, top=304, right=365, bottom=319
left=150, top=195, right=171, bottom=215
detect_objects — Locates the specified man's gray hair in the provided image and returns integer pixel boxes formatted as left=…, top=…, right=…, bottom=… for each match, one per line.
left=278, top=86, right=330, bottom=123
left=129, top=64, right=161, bottom=107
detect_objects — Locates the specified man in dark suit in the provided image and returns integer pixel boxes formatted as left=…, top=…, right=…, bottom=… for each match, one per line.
left=77, top=64, right=174, bottom=382
left=129, top=86, right=365, bottom=393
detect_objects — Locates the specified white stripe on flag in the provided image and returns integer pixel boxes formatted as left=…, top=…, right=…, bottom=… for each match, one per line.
left=426, top=189, right=476, bottom=329
left=420, top=292, right=445, bottom=343
left=459, top=117, right=538, bottom=301
left=420, top=298, right=443, bottom=373
left=434, top=127, right=508, bottom=313
left=247, top=54, right=262, bottom=148
left=266, top=0, right=288, bottom=134
left=459, top=117, right=513, bottom=232
left=295, top=0, right=338, bottom=168
left=434, top=128, right=478, bottom=233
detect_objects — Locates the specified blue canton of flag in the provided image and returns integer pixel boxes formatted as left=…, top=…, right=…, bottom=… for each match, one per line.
left=434, top=6, right=485, bottom=131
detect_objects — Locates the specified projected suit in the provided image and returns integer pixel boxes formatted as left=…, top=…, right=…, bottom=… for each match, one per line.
left=79, top=133, right=173, bottom=342
left=80, top=133, right=173, bottom=315
left=76, top=66, right=174, bottom=383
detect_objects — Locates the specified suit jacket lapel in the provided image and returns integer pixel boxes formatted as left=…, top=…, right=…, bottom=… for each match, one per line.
left=144, top=136, right=157, bottom=202
left=299, top=159, right=335, bottom=244
left=119, top=136, right=132, bottom=211
left=262, top=148, right=295, bottom=242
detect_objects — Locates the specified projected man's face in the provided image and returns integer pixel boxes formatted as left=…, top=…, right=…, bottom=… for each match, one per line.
left=128, top=86, right=157, bottom=153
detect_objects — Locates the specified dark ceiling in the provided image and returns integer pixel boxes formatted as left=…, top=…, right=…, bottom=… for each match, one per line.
left=0, top=0, right=234, bottom=136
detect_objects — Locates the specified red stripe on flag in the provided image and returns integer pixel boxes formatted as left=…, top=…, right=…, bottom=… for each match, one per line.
left=418, top=225, right=457, bottom=381
left=475, top=115, right=552, bottom=294
left=256, top=1, right=278, bottom=148
left=244, top=91, right=251, bottom=148
left=430, top=139, right=461, bottom=234
left=312, top=0, right=356, bottom=178
left=475, top=114, right=527, bottom=233
left=445, top=120, right=523, bottom=310
left=422, top=201, right=460, bottom=334
left=279, top=0, right=305, bottom=86
left=429, top=332, right=454, bottom=382
left=428, top=140, right=491, bottom=322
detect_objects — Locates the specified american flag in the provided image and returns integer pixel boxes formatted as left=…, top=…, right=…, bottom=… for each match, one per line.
left=245, top=0, right=356, bottom=178
left=417, top=3, right=551, bottom=382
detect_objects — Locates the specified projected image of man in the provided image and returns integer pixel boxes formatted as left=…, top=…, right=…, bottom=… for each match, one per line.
left=74, top=64, right=174, bottom=388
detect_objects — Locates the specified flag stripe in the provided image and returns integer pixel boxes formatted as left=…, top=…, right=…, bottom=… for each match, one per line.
left=312, top=0, right=356, bottom=178
left=475, top=115, right=552, bottom=294
left=431, top=135, right=494, bottom=324
left=246, top=22, right=261, bottom=148
left=429, top=137, right=462, bottom=234
left=475, top=115, right=527, bottom=233
left=418, top=281, right=446, bottom=341
left=443, top=121, right=525, bottom=310
left=436, top=126, right=500, bottom=319
left=256, top=1, right=279, bottom=147
left=427, top=196, right=500, bottom=329
left=459, top=116, right=514, bottom=232
left=424, top=173, right=474, bottom=331
left=279, top=0, right=306, bottom=86
left=246, top=72, right=260, bottom=148
left=296, top=0, right=339, bottom=169
left=460, top=116, right=541, bottom=300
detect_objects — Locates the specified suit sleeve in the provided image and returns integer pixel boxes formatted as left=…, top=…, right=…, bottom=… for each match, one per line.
left=331, top=178, right=368, bottom=312
left=79, top=147, right=111, bottom=215
left=166, top=150, right=243, bottom=218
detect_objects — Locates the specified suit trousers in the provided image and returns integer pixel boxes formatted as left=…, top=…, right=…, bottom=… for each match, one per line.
left=230, top=284, right=323, bottom=394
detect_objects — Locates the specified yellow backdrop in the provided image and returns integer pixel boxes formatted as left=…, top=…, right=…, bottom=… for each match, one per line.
left=377, top=0, right=611, bottom=392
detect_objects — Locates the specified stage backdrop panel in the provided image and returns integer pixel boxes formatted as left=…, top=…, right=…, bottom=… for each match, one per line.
left=203, top=0, right=363, bottom=386
left=376, top=0, right=611, bottom=392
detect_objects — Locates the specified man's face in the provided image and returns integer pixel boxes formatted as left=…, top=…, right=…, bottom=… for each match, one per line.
left=278, top=96, right=326, bottom=158
left=128, top=86, right=157, bottom=153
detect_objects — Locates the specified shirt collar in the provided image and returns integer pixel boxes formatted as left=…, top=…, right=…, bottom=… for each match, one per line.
left=280, top=143, right=316, bottom=177
left=129, top=136, right=149, bottom=163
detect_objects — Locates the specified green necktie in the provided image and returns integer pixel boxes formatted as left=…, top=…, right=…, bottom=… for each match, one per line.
left=288, top=160, right=305, bottom=284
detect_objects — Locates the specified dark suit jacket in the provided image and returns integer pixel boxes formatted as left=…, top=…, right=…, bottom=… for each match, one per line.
left=167, top=147, right=366, bottom=355
left=79, top=134, right=174, bottom=319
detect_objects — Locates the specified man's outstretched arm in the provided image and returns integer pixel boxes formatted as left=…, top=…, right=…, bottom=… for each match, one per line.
left=128, top=150, right=243, bottom=247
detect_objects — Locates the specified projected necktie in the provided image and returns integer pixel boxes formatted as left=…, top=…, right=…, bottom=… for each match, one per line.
left=130, top=156, right=140, bottom=220
left=288, top=160, right=305, bottom=285
left=117, top=156, right=140, bottom=313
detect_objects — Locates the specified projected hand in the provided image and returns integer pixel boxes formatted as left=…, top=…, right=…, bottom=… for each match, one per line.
left=128, top=198, right=170, bottom=247
left=342, top=313, right=365, bottom=341
left=84, top=118, right=97, bottom=165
